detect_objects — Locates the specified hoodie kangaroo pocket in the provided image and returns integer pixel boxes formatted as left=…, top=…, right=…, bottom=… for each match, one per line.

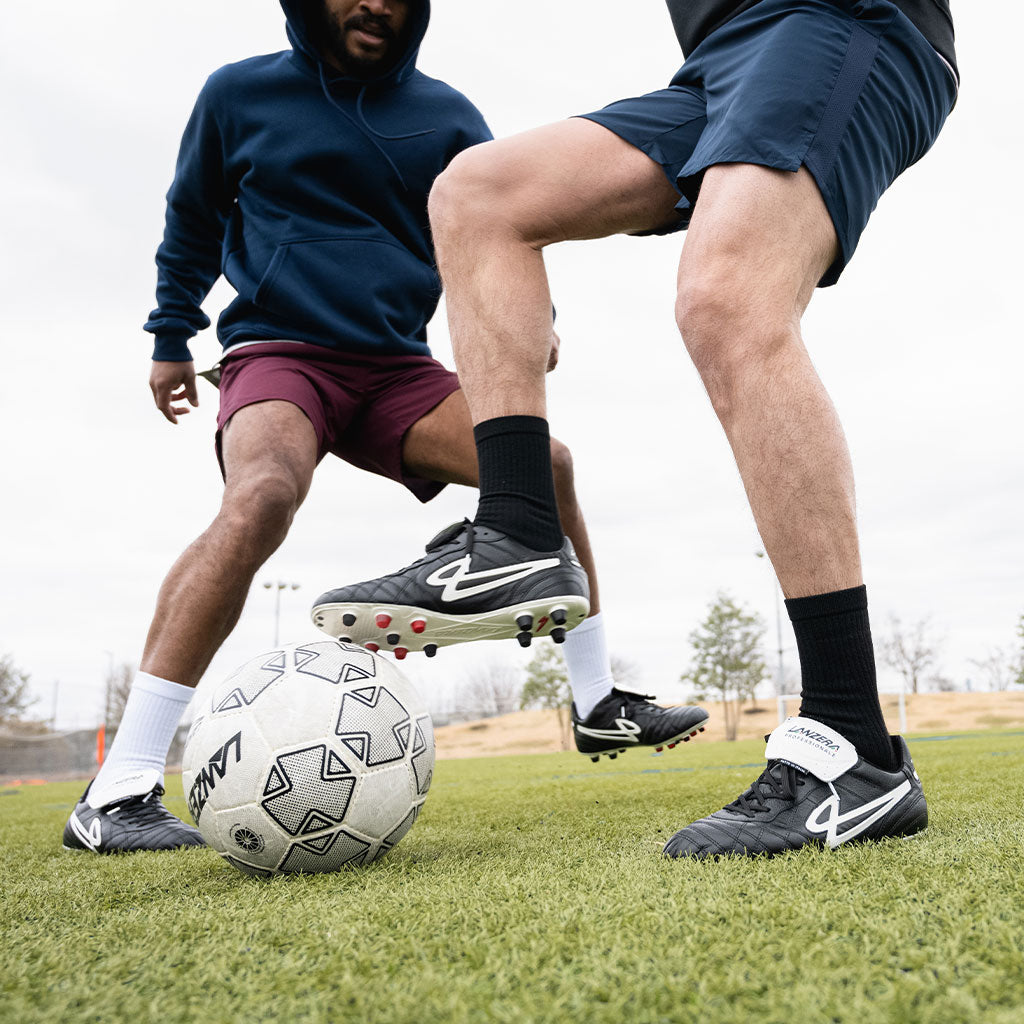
left=254, top=236, right=440, bottom=348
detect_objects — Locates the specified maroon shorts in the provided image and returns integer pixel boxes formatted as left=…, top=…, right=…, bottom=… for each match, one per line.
left=215, top=342, right=461, bottom=503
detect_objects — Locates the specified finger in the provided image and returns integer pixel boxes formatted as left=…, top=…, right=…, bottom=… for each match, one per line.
left=170, top=405, right=191, bottom=418
left=185, top=376, right=199, bottom=407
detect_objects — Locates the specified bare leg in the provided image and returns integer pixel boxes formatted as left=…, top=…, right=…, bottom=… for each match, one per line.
left=402, top=390, right=602, bottom=614
left=674, top=164, right=857, bottom=598
left=141, top=400, right=318, bottom=685
left=429, top=118, right=681, bottom=426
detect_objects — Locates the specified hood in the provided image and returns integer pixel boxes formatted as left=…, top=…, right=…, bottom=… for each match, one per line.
left=280, top=0, right=430, bottom=87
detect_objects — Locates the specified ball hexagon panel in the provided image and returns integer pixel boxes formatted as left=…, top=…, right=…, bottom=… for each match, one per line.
left=260, top=744, right=356, bottom=837
left=279, top=828, right=371, bottom=873
left=212, top=804, right=288, bottom=872
left=343, top=763, right=417, bottom=840
left=183, top=718, right=276, bottom=832
left=209, top=649, right=288, bottom=715
left=410, top=713, right=435, bottom=796
left=335, top=685, right=411, bottom=766
left=293, top=641, right=377, bottom=685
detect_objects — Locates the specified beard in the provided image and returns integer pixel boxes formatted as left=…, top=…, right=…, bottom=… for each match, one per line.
left=310, top=5, right=402, bottom=77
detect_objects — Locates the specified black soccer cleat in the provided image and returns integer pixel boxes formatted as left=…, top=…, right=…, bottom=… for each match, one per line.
left=311, top=519, right=590, bottom=654
left=62, top=780, right=205, bottom=854
left=663, top=716, right=928, bottom=859
left=572, top=689, right=709, bottom=761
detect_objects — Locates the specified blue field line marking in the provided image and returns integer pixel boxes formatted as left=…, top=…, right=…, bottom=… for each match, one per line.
left=908, top=731, right=1024, bottom=743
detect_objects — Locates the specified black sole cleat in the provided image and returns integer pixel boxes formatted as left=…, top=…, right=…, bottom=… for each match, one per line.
left=551, top=627, right=566, bottom=644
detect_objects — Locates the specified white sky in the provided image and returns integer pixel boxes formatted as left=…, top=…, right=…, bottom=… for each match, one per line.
left=1, top=2, right=1021, bottom=729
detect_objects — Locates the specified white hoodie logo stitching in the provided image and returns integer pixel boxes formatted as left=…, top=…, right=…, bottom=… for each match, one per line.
left=425, top=554, right=561, bottom=602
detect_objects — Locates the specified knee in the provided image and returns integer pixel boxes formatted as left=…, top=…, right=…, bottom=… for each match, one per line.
left=429, top=146, right=500, bottom=247
left=220, top=470, right=301, bottom=539
left=675, top=272, right=790, bottom=413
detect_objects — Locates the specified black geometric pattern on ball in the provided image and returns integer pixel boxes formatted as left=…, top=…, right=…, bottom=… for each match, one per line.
left=260, top=745, right=356, bottom=836
left=293, top=641, right=377, bottom=686
left=279, top=828, right=371, bottom=873
left=381, top=805, right=420, bottom=851
left=212, top=650, right=287, bottom=713
left=411, top=713, right=434, bottom=795
left=335, top=685, right=411, bottom=766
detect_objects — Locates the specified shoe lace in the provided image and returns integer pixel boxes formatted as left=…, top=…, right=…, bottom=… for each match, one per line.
left=425, top=518, right=474, bottom=556
left=726, top=762, right=805, bottom=818
left=105, top=785, right=174, bottom=824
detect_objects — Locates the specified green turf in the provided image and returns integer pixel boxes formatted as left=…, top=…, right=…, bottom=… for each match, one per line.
left=2, top=732, right=1022, bottom=1024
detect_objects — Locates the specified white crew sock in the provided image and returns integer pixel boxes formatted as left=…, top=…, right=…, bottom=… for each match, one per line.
left=562, top=612, right=615, bottom=720
left=89, top=672, right=195, bottom=808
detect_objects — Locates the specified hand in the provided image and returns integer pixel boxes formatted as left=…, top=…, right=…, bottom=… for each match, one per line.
left=546, top=329, right=561, bottom=373
left=150, top=360, right=199, bottom=424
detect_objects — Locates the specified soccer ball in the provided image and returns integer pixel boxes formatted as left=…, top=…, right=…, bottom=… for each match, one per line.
left=182, top=639, right=434, bottom=875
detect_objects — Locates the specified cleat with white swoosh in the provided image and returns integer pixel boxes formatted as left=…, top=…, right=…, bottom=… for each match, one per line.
left=663, top=716, right=928, bottom=859
left=62, top=777, right=205, bottom=854
left=311, top=519, right=589, bottom=654
left=572, top=689, right=709, bottom=760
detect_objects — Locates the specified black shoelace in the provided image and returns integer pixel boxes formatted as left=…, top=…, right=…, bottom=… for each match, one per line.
left=726, top=762, right=806, bottom=818
left=105, top=786, right=173, bottom=824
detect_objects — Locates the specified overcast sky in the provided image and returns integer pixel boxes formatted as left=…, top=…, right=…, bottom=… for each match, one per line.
left=2, top=2, right=1021, bottom=729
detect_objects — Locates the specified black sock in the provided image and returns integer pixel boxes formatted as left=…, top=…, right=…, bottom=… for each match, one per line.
left=472, top=416, right=563, bottom=551
left=785, top=585, right=898, bottom=771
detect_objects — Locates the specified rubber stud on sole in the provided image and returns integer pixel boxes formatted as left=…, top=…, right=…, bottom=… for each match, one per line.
left=342, top=613, right=356, bottom=627
left=516, top=632, right=532, bottom=648
left=590, top=756, right=599, bottom=763
left=375, top=613, right=391, bottom=629
left=411, top=619, right=426, bottom=634
left=550, top=627, right=566, bottom=644
left=340, top=636, right=351, bottom=643
left=365, top=643, right=379, bottom=653
left=551, top=608, right=567, bottom=626
left=394, top=647, right=408, bottom=660
left=516, top=613, right=533, bottom=632
left=424, top=644, right=438, bottom=658
left=608, top=752, right=617, bottom=760
left=386, top=633, right=400, bottom=645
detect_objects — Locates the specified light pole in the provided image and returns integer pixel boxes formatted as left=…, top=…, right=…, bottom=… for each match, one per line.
left=755, top=552, right=788, bottom=725
left=263, top=580, right=301, bottom=646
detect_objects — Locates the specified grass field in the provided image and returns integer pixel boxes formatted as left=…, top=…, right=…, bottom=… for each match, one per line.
left=2, top=731, right=1023, bottom=1024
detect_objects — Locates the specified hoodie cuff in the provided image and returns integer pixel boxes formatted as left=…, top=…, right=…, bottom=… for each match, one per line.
left=151, top=332, right=194, bottom=362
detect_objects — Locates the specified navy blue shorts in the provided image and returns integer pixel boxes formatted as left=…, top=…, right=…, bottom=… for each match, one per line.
left=579, top=0, right=957, bottom=285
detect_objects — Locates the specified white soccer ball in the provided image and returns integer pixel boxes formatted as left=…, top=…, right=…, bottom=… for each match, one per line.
left=182, top=639, right=434, bottom=875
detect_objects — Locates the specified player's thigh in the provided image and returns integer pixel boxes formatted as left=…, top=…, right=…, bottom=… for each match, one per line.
left=221, top=400, right=319, bottom=506
left=401, top=390, right=479, bottom=487
left=678, top=163, right=839, bottom=322
left=432, top=117, right=683, bottom=245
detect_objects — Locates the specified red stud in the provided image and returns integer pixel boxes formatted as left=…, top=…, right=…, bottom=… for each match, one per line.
left=411, top=619, right=426, bottom=634
left=656, top=746, right=663, bottom=752
left=365, top=643, right=379, bottom=653
left=394, top=647, right=408, bottom=660
left=375, top=613, right=391, bottom=629
left=668, top=742, right=677, bottom=749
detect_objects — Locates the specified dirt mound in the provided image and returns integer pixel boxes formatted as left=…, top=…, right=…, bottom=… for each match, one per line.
left=434, top=691, right=1024, bottom=759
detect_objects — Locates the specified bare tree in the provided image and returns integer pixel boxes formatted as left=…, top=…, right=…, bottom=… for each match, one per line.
left=681, top=593, right=767, bottom=741
left=969, top=649, right=1014, bottom=692
left=881, top=615, right=943, bottom=695
left=520, top=642, right=572, bottom=749
left=105, top=661, right=136, bottom=730
left=454, top=659, right=523, bottom=719
left=0, top=653, right=37, bottom=724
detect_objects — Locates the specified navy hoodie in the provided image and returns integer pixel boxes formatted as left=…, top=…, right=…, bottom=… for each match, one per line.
left=145, top=0, right=492, bottom=362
